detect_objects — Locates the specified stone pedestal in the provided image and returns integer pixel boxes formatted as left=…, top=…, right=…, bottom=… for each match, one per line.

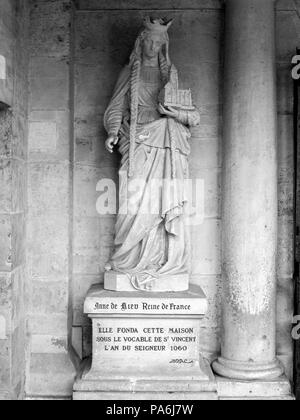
left=73, top=285, right=217, bottom=400
left=216, top=376, right=294, bottom=400
left=105, top=271, right=189, bottom=292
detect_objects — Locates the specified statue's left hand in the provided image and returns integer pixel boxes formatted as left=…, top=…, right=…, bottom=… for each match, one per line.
left=158, top=104, right=179, bottom=120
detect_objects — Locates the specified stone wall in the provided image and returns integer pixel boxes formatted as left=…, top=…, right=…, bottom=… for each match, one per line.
left=0, top=0, right=29, bottom=400
left=25, top=0, right=76, bottom=399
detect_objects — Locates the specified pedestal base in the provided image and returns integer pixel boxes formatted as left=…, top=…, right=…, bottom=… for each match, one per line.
left=104, top=271, right=189, bottom=292
left=73, top=284, right=216, bottom=400
left=74, top=358, right=217, bottom=400
left=213, top=357, right=284, bottom=381
left=216, top=375, right=293, bottom=400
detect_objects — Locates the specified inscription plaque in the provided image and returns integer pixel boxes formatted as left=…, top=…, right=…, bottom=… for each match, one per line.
left=90, top=317, right=203, bottom=379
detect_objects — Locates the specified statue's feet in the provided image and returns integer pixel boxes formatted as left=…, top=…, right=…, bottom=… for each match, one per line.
left=104, top=262, right=112, bottom=272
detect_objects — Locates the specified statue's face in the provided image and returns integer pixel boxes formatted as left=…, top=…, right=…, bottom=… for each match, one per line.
left=143, top=33, right=165, bottom=59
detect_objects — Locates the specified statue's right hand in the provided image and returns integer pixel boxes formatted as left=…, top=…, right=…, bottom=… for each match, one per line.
left=105, top=135, right=118, bottom=154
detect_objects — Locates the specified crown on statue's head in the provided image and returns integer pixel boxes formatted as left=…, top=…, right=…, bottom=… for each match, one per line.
left=143, top=16, right=173, bottom=34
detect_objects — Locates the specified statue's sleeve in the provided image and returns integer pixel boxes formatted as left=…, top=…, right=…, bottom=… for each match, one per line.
left=176, top=108, right=200, bottom=127
left=104, top=66, right=130, bottom=137
left=186, top=108, right=201, bottom=127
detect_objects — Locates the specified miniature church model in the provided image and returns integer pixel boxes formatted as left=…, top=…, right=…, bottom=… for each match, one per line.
left=159, top=64, right=195, bottom=110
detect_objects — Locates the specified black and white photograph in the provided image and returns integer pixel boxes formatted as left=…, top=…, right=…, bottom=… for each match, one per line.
left=0, top=0, right=300, bottom=405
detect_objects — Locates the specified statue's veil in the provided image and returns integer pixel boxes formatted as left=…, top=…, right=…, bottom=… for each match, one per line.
left=127, top=21, right=173, bottom=177
left=129, top=29, right=171, bottom=70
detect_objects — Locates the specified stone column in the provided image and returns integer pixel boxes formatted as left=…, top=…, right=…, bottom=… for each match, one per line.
left=213, top=0, right=284, bottom=380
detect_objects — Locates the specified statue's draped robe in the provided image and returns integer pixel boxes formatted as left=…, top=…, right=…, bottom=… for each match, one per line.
left=104, top=64, right=195, bottom=290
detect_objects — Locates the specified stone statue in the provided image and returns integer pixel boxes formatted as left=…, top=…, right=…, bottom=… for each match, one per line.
left=104, top=17, right=200, bottom=292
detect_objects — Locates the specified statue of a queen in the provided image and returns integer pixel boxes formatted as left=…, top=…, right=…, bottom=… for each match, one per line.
left=104, top=17, right=200, bottom=292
